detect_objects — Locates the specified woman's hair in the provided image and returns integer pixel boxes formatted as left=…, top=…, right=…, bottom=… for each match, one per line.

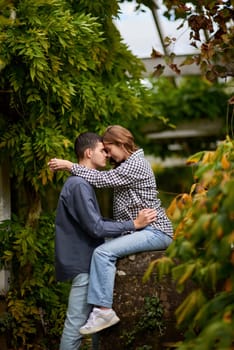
left=103, top=125, right=138, bottom=154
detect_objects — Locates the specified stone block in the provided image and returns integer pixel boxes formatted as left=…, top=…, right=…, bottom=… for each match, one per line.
left=97, top=251, right=192, bottom=350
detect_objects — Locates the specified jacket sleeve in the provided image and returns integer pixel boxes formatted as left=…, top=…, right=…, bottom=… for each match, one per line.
left=65, top=182, right=135, bottom=238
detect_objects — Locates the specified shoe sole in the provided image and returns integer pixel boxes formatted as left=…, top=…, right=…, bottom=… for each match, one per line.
left=80, top=315, right=120, bottom=335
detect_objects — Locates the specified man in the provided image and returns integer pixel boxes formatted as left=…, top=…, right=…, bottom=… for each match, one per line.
left=53, top=132, right=156, bottom=350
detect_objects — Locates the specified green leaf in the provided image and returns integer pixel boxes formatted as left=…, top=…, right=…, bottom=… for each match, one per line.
left=175, top=289, right=206, bottom=326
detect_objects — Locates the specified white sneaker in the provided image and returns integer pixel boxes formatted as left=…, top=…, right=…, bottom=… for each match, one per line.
left=79, top=308, right=120, bottom=335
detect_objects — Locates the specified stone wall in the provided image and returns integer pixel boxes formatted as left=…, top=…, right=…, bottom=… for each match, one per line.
left=96, top=251, right=192, bottom=350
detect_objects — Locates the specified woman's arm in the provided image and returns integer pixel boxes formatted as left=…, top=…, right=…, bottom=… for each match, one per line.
left=48, top=156, right=148, bottom=188
left=48, top=158, right=73, bottom=172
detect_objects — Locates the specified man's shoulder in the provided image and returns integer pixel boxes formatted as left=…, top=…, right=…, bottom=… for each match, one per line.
left=61, top=176, right=93, bottom=197
left=66, top=175, right=90, bottom=186
left=59, top=175, right=95, bottom=203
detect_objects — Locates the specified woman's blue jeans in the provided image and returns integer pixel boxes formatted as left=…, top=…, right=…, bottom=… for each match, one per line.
left=60, top=273, right=92, bottom=350
left=87, top=227, right=172, bottom=308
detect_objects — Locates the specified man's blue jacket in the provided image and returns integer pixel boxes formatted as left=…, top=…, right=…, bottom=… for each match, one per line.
left=55, top=175, right=134, bottom=281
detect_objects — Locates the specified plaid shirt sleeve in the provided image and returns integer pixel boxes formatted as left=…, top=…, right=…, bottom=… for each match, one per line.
left=71, top=152, right=153, bottom=189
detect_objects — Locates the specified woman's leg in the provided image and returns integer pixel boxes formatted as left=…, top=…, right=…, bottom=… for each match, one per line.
left=87, top=228, right=172, bottom=308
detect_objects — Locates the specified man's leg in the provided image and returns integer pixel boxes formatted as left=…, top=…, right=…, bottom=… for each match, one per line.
left=60, top=273, right=92, bottom=350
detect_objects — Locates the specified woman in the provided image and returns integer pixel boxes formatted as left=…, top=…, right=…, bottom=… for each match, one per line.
left=49, top=125, right=173, bottom=334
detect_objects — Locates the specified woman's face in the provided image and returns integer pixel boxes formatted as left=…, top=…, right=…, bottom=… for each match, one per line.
left=104, top=143, right=129, bottom=163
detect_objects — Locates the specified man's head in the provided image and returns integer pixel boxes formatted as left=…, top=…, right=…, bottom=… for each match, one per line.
left=74, top=132, right=107, bottom=169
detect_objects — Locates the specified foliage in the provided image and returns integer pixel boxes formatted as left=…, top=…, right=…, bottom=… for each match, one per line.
left=144, top=137, right=234, bottom=350
left=161, top=0, right=234, bottom=81
left=0, top=0, right=155, bottom=202
left=0, top=0, right=233, bottom=348
left=120, top=295, right=165, bottom=348
left=0, top=0, right=158, bottom=347
left=149, top=76, right=230, bottom=125
left=130, top=76, right=231, bottom=158
left=0, top=213, right=70, bottom=349
left=163, top=1, right=233, bottom=80
left=137, top=295, right=165, bottom=335
left=122, top=0, right=234, bottom=80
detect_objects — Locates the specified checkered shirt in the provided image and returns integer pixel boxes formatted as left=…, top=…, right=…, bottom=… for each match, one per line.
left=71, top=149, right=173, bottom=237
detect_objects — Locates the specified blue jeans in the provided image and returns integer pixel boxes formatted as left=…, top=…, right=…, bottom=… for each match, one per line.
left=60, top=273, right=92, bottom=350
left=87, top=227, right=172, bottom=308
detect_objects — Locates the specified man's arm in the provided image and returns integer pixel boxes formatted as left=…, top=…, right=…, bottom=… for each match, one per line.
left=133, top=209, right=157, bottom=230
left=67, top=181, right=156, bottom=238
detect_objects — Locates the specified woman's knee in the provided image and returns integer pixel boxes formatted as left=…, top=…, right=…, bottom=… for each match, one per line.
left=93, top=246, right=117, bottom=263
left=93, top=246, right=108, bottom=260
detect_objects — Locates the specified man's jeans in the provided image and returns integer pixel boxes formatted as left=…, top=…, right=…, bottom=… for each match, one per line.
left=60, top=273, right=92, bottom=350
left=87, top=227, right=172, bottom=308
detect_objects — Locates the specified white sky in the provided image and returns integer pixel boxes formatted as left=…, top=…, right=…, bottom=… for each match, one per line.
left=114, top=0, right=198, bottom=58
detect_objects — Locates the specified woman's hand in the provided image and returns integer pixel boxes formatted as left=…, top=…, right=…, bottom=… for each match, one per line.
left=48, top=158, right=73, bottom=172
left=133, top=209, right=156, bottom=230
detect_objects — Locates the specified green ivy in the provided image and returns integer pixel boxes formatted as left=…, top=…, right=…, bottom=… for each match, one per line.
left=120, top=295, right=165, bottom=348
left=0, top=213, right=70, bottom=349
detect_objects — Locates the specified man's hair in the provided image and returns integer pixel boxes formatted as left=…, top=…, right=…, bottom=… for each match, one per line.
left=74, top=132, right=102, bottom=160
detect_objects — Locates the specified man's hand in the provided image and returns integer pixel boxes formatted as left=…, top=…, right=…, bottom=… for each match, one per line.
left=133, top=209, right=156, bottom=230
left=48, top=158, right=73, bottom=172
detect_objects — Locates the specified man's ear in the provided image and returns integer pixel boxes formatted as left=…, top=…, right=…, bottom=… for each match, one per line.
left=84, top=148, right=92, bottom=159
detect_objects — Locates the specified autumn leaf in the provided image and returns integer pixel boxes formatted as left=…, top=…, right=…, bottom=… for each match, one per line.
left=151, top=48, right=163, bottom=58
left=152, top=64, right=165, bottom=77
left=180, top=56, right=195, bottom=66
left=186, top=151, right=205, bottom=165
left=221, top=153, right=231, bottom=170
left=169, top=63, right=181, bottom=74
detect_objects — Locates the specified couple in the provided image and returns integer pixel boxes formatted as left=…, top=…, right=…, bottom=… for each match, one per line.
left=49, top=125, right=173, bottom=350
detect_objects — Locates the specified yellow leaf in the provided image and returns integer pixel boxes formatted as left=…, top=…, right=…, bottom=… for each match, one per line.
left=178, top=263, right=196, bottom=285
left=216, top=226, right=224, bottom=238
left=166, top=197, right=179, bottom=218
left=175, top=289, right=206, bottom=325
left=186, top=151, right=205, bottom=165
left=180, top=56, right=195, bottom=66
left=201, top=151, right=215, bottom=164
left=221, top=153, right=230, bottom=170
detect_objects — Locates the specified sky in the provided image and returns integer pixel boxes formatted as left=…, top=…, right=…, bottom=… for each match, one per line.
left=114, top=0, right=198, bottom=58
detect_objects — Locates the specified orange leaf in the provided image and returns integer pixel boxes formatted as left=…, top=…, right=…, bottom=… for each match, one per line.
left=221, top=153, right=230, bottom=170
left=224, top=278, right=232, bottom=292
left=223, top=310, right=232, bottom=323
